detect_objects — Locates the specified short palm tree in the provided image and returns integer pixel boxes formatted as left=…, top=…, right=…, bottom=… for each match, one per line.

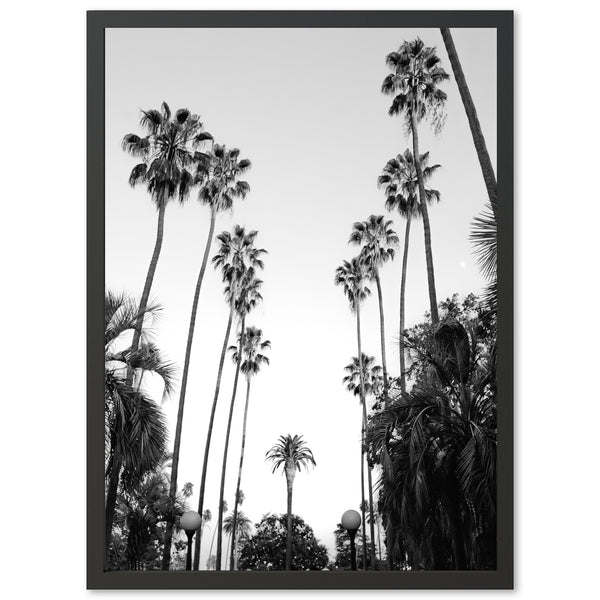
left=192, top=227, right=266, bottom=569
left=349, top=215, right=398, bottom=410
left=223, top=510, right=252, bottom=570
left=163, top=144, right=251, bottom=569
left=382, top=39, right=449, bottom=324
left=121, top=103, right=209, bottom=376
left=228, top=327, right=270, bottom=570
left=378, top=150, right=441, bottom=391
left=215, top=274, right=264, bottom=570
left=104, top=291, right=175, bottom=564
left=265, top=435, right=316, bottom=571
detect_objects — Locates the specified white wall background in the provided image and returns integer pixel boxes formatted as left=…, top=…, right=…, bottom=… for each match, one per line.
left=1, top=0, right=599, bottom=598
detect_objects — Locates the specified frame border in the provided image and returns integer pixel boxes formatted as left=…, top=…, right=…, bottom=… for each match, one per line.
left=88, top=9, right=513, bottom=590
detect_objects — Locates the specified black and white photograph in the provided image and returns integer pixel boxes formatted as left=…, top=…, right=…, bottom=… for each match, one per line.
left=99, top=14, right=509, bottom=583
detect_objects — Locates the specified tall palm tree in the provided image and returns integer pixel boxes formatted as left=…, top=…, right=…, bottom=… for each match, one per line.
left=215, top=274, right=264, bottom=570
left=439, top=28, right=497, bottom=218
left=378, top=150, right=441, bottom=391
left=192, top=227, right=266, bottom=569
left=229, top=327, right=270, bottom=570
left=121, top=103, right=209, bottom=370
left=223, top=510, right=252, bottom=570
left=382, top=39, right=449, bottom=324
left=349, top=215, right=398, bottom=410
left=104, top=291, right=175, bottom=564
left=163, top=144, right=251, bottom=569
left=265, top=435, right=316, bottom=571
left=334, top=258, right=377, bottom=570
left=342, top=353, right=382, bottom=570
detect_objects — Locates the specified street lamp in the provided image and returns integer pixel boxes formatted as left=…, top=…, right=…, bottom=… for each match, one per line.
left=341, top=509, right=361, bottom=571
left=180, top=510, right=202, bottom=571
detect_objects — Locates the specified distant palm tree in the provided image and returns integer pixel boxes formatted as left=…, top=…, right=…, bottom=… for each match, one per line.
left=382, top=39, right=449, bottom=324
left=121, top=103, right=208, bottom=373
left=265, top=435, right=316, bottom=571
left=378, top=150, right=441, bottom=391
left=349, top=215, right=398, bottom=410
left=215, top=274, right=264, bottom=570
left=439, top=28, right=497, bottom=217
left=342, top=353, right=382, bottom=570
left=229, top=327, right=270, bottom=570
left=207, top=501, right=228, bottom=569
left=334, top=257, right=374, bottom=568
left=223, top=510, right=252, bottom=569
left=192, top=227, right=266, bottom=569
left=163, top=144, right=250, bottom=568
left=104, top=291, right=175, bottom=564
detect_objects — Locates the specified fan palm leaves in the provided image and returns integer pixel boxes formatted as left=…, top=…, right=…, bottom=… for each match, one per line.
left=163, top=145, right=252, bottom=570
left=104, top=291, right=175, bottom=565
left=229, top=327, right=270, bottom=569
left=223, top=510, right=252, bottom=569
left=378, top=150, right=441, bottom=391
left=265, top=435, right=316, bottom=570
left=349, top=215, right=398, bottom=410
left=192, top=227, right=266, bottom=570
left=343, top=354, right=383, bottom=400
left=382, top=39, right=449, bottom=324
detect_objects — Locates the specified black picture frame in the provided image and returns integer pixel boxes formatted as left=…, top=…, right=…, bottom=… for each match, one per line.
left=88, top=9, right=513, bottom=590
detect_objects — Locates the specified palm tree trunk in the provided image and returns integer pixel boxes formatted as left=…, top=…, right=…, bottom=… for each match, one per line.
left=286, top=476, right=293, bottom=571
left=216, top=317, right=246, bottom=570
left=374, top=271, right=390, bottom=406
left=410, top=109, right=439, bottom=324
left=192, top=301, right=235, bottom=570
left=162, top=208, right=216, bottom=570
left=359, top=433, right=368, bottom=570
left=230, top=376, right=252, bottom=570
left=399, top=215, right=411, bottom=393
left=440, top=27, right=497, bottom=217
left=208, top=525, right=217, bottom=569
left=356, top=304, right=377, bottom=570
left=104, top=452, right=122, bottom=568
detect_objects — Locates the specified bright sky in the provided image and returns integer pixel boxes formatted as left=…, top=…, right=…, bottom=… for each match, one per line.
left=105, top=27, right=496, bottom=566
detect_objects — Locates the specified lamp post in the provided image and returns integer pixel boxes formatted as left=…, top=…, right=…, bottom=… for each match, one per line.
left=180, top=510, right=202, bottom=571
left=341, top=509, right=361, bottom=571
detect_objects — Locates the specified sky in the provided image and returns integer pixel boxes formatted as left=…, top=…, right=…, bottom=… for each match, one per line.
left=105, top=26, right=496, bottom=567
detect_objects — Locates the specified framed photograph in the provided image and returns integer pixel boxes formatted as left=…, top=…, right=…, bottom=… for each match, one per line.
left=88, top=10, right=513, bottom=589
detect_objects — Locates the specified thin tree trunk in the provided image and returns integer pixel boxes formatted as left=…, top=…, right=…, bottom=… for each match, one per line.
left=230, top=376, right=252, bottom=570
left=104, top=452, right=121, bottom=568
left=374, top=271, right=390, bottom=407
left=399, top=215, right=411, bottom=393
left=208, top=525, right=217, bottom=569
left=162, top=208, right=216, bottom=570
left=192, top=302, right=235, bottom=570
left=440, top=27, right=497, bottom=217
left=356, top=305, right=377, bottom=570
left=216, top=317, right=246, bottom=571
left=410, top=109, right=439, bottom=324
left=359, top=432, right=368, bottom=570
left=286, top=479, right=293, bottom=570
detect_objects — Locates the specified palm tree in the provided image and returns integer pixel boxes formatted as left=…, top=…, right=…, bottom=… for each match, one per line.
left=334, top=257, right=377, bottom=569
left=265, top=435, right=316, bottom=570
left=382, top=39, right=450, bottom=324
left=349, top=215, right=398, bottom=410
left=163, top=145, right=251, bottom=569
left=223, top=510, right=252, bottom=569
left=207, top=500, right=228, bottom=569
left=215, top=274, right=264, bottom=570
left=378, top=150, right=441, bottom=391
left=192, top=227, right=266, bottom=569
left=229, top=327, right=270, bottom=570
left=439, top=28, right=497, bottom=217
left=342, top=353, right=382, bottom=570
left=104, top=291, right=176, bottom=564
left=121, top=103, right=209, bottom=373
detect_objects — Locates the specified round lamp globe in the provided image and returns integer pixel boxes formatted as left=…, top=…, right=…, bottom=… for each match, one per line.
left=341, top=509, right=361, bottom=531
left=180, top=510, right=202, bottom=532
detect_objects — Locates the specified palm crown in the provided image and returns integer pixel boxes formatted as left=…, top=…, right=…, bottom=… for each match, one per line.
left=349, top=215, right=398, bottom=274
left=266, top=434, right=316, bottom=474
left=196, top=144, right=251, bottom=213
left=381, top=38, right=450, bottom=133
left=122, top=102, right=212, bottom=207
left=343, top=353, right=383, bottom=399
left=334, top=257, right=371, bottom=312
left=229, top=326, right=271, bottom=376
left=378, top=150, right=441, bottom=217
